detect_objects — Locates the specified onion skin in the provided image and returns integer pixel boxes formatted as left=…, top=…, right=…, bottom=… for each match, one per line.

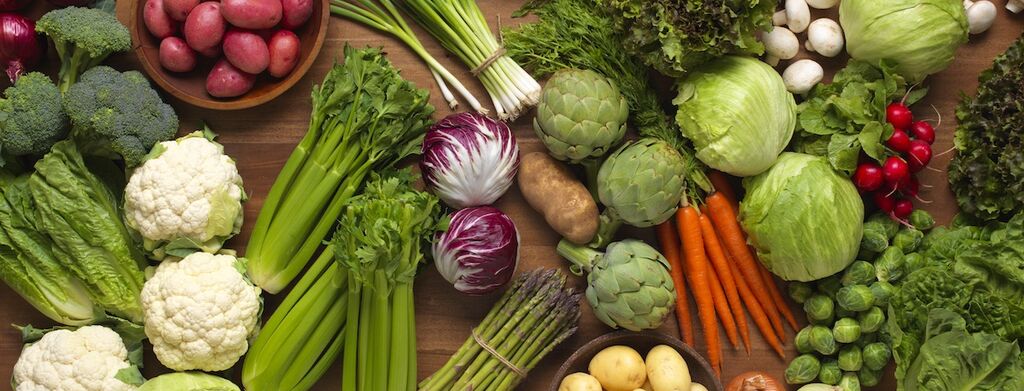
left=725, top=371, right=784, bottom=391
left=0, top=13, right=43, bottom=83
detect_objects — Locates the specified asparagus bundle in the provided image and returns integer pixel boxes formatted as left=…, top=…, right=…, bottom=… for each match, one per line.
left=419, top=269, right=581, bottom=391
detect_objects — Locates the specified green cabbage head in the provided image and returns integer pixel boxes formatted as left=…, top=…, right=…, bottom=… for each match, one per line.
left=840, top=0, right=968, bottom=82
left=673, top=56, right=796, bottom=177
left=740, top=153, right=864, bottom=281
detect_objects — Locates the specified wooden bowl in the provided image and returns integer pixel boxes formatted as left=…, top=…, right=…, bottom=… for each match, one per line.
left=125, top=0, right=329, bottom=110
left=550, top=330, right=724, bottom=391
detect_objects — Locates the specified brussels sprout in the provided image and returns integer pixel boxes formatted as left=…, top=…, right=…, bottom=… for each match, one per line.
left=833, top=317, right=862, bottom=343
left=857, top=307, right=885, bottom=333
left=810, top=325, right=838, bottom=355
left=903, top=252, right=926, bottom=273
left=855, top=332, right=878, bottom=347
left=818, top=358, right=842, bottom=385
left=874, top=246, right=905, bottom=282
left=839, top=372, right=861, bottom=391
left=804, top=294, right=835, bottom=323
left=859, top=367, right=883, bottom=387
left=862, top=342, right=892, bottom=371
left=857, top=247, right=878, bottom=262
left=892, top=228, right=924, bottom=252
left=909, top=209, right=935, bottom=230
left=867, top=213, right=899, bottom=239
left=817, top=275, right=843, bottom=296
left=838, top=345, right=863, bottom=371
left=841, top=261, right=876, bottom=286
left=835, top=306, right=855, bottom=319
left=859, top=226, right=889, bottom=254
left=836, top=285, right=875, bottom=312
left=789, top=281, right=814, bottom=304
left=869, top=281, right=895, bottom=306
left=786, top=354, right=822, bottom=384
left=795, top=325, right=814, bottom=354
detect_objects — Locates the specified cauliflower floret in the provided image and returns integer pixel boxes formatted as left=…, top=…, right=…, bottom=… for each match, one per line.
left=12, top=326, right=137, bottom=391
left=141, top=252, right=261, bottom=371
left=124, top=130, right=245, bottom=260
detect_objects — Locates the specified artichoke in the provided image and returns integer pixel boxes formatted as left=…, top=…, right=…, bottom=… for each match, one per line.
left=557, top=239, right=676, bottom=331
left=589, top=138, right=687, bottom=247
left=534, top=69, right=629, bottom=165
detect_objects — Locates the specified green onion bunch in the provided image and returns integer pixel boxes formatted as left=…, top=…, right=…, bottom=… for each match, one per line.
left=419, top=269, right=581, bottom=391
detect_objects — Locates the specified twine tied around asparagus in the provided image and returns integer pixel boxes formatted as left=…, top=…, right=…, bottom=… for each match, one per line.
left=471, top=328, right=526, bottom=378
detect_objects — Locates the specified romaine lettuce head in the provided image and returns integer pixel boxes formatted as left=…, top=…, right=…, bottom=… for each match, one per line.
left=740, top=153, right=864, bottom=281
left=673, top=56, right=796, bottom=177
left=840, top=0, right=968, bottom=82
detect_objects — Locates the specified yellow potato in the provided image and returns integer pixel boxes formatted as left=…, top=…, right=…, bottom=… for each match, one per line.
left=645, top=345, right=691, bottom=391
left=589, top=345, right=647, bottom=391
left=558, top=372, right=603, bottom=391
left=689, top=383, right=708, bottom=391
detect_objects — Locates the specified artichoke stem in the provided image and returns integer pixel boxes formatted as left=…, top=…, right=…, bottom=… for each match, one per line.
left=588, top=210, right=623, bottom=249
left=556, top=239, right=603, bottom=275
left=580, top=159, right=602, bottom=200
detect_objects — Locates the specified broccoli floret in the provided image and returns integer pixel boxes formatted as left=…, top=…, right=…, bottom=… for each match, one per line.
left=0, top=72, right=69, bottom=158
left=64, top=66, right=178, bottom=167
left=35, top=7, right=131, bottom=93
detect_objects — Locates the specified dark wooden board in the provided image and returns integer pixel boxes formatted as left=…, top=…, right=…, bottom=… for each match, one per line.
left=1, top=1, right=1022, bottom=390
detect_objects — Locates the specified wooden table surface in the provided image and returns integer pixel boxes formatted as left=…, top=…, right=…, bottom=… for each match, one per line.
left=1, top=1, right=1022, bottom=390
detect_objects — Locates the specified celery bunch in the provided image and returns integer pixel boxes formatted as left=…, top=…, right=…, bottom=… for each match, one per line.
left=245, top=45, right=434, bottom=294
left=337, top=172, right=446, bottom=391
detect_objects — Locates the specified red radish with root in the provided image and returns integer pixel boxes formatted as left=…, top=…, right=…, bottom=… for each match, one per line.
left=910, top=121, right=936, bottom=144
left=873, top=191, right=896, bottom=213
left=887, top=102, right=913, bottom=130
left=854, top=162, right=885, bottom=191
left=893, top=199, right=914, bottom=219
left=882, top=156, right=909, bottom=185
left=886, top=129, right=912, bottom=153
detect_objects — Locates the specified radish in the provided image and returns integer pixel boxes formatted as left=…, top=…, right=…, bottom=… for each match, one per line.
left=899, top=176, right=919, bottom=197
left=892, top=199, right=914, bottom=219
left=853, top=162, right=885, bottom=191
left=882, top=156, right=909, bottom=184
left=886, top=129, right=911, bottom=152
left=909, top=121, right=936, bottom=144
left=873, top=191, right=896, bottom=213
left=907, top=140, right=932, bottom=167
left=886, top=102, right=913, bottom=130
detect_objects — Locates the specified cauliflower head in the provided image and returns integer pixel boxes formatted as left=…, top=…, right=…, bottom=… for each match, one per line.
left=141, top=252, right=261, bottom=372
left=124, top=130, right=245, bottom=260
left=12, top=326, right=137, bottom=391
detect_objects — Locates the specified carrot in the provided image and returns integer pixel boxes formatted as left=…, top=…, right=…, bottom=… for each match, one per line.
left=699, top=213, right=751, bottom=354
left=676, top=206, right=720, bottom=375
left=727, top=251, right=785, bottom=359
left=758, top=262, right=799, bottom=331
left=705, top=192, right=785, bottom=338
left=656, top=221, right=694, bottom=347
left=708, top=170, right=737, bottom=205
left=707, top=262, right=739, bottom=350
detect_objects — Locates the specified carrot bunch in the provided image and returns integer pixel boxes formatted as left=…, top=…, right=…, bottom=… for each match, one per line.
left=656, top=171, right=798, bottom=374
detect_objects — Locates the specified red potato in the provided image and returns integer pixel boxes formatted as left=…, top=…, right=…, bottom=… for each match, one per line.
left=184, top=2, right=226, bottom=52
left=163, top=0, right=200, bottom=21
left=280, top=0, right=312, bottom=29
left=267, top=30, right=300, bottom=78
left=207, top=59, right=256, bottom=98
left=197, top=44, right=220, bottom=58
left=158, top=37, right=197, bottom=72
left=221, top=0, right=282, bottom=29
left=223, top=28, right=270, bottom=74
left=144, top=0, right=178, bottom=38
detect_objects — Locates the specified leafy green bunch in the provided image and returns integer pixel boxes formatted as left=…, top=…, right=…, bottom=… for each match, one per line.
left=792, top=61, right=927, bottom=175
left=949, top=35, right=1024, bottom=221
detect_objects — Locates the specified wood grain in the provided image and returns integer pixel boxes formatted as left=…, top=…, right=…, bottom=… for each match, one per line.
left=1, top=1, right=1022, bottom=390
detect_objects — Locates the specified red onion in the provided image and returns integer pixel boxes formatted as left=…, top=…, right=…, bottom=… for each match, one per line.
left=0, top=13, right=43, bottom=83
left=0, top=0, right=30, bottom=11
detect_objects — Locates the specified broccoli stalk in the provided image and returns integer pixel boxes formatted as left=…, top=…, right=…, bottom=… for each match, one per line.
left=35, top=7, right=131, bottom=93
left=0, top=72, right=69, bottom=162
left=64, top=66, right=178, bottom=167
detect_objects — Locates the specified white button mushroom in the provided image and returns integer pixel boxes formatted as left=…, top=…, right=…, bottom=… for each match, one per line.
left=773, top=10, right=788, bottom=26
left=1007, top=0, right=1024, bottom=13
left=806, top=18, right=844, bottom=57
left=965, top=1, right=997, bottom=34
left=783, top=59, right=824, bottom=95
left=805, top=0, right=839, bottom=9
left=785, top=0, right=811, bottom=33
left=761, top=26, right=800, bottom=66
